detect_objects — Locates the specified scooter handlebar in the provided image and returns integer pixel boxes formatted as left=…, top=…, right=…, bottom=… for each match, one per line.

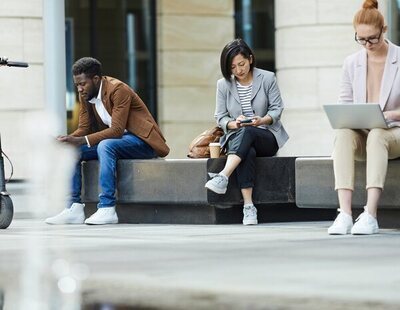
left=5, top=61, right=29, bottom=68
left=0, top=57, right=29, bottom=68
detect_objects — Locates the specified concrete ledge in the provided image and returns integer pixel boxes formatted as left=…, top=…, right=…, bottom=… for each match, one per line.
left=296, top=157, right=400, bottom=209
left=118, top=159, right=210, bottom=204
left=81, top=157, right=335, bottom=224
left=82, top=157, right=296, bottom=206
left=82, top=159, right=209, bottom=204
left=83, top=202, right=334, bottom=225
left=207, top=157, right=296, bottom=206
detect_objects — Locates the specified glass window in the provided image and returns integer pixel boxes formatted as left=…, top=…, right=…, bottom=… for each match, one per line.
left=388, top=0, right=400, bottom=44
left=65, top=0, right=157, bottom=132
left=235, top=0, right=275, bottom=72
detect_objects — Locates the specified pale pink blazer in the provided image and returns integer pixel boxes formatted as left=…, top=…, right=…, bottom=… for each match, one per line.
left=339, top=40, right=400, bottom=112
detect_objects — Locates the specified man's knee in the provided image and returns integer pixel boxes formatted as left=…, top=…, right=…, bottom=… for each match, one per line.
left=97, top=139, right=115, bottom=155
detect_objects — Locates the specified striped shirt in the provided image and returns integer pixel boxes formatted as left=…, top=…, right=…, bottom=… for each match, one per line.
left=236, top=81, right=254, bottom=117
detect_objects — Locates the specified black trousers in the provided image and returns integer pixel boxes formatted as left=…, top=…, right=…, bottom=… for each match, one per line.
left=226, top=126, right=279, bottom=189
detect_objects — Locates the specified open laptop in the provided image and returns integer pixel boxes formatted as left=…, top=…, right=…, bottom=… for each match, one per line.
left=323, top=103, right=396, bottom=129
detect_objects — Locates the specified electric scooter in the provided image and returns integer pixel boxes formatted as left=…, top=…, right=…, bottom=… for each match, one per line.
left=0, top=57, right=28, bottom=229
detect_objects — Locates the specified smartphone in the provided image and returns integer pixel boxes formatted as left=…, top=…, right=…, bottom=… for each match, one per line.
left=239, top=118, right=253, bottom=124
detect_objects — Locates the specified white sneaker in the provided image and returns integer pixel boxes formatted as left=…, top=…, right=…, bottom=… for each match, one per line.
left=84, top=207, right=118, bottom=225
left=328, top=209, right=353, bottom=235
left=205, top=173, right=228, bottom=194
left=45, top=203, right=85, bottom=225
left=351, top=206, right=379, bottom=235
left=243, top=204, right=258, bottom=225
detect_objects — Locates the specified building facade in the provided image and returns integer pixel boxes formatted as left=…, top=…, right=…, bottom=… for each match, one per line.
left=0, top=0, right=397, bottom=180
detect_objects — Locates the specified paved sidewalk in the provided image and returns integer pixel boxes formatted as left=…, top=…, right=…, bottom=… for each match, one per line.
left=0, top=219, right=400, bottom=309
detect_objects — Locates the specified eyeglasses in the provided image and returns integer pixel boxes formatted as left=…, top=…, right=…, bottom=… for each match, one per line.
left=355, top=27, right=383, bottom=45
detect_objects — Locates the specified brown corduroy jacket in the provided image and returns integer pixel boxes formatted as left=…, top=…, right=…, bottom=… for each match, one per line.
left=71, top=76, right=170, bottom=157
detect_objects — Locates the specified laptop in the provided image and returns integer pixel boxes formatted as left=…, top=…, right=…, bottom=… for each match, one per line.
left=323, top=103, right=396, bottom=129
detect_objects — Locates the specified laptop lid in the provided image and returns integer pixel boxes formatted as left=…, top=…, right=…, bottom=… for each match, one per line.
left=323, top=103, right=392, bottom=129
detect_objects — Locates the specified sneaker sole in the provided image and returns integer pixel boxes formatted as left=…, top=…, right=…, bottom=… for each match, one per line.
left=243, top=220, right=258, bottom=225
left=205, top=183, right=227, bottom=194
left=328, top=228, right=351, bottom=235
left=84, top=219, right=119, bottom=225
left=328, top=231, right=349, bottom=235
left=45, top=218, right=85, bottom=225
left=351, top=228, right=379, bottom=235
left=45, top=221, right=85, bottom=225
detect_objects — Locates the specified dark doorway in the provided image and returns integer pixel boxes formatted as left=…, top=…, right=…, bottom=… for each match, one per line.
left=65, top=0, right=157, bottom=131
left=235, top=0, right=275, bottom=72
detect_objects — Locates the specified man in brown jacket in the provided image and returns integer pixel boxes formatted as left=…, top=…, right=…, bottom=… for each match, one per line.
left=45, top=57, right=169, bottom=225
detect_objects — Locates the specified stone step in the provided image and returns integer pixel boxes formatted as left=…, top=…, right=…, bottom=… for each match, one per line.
left=295, top=157, right=400, bottom=209
left=81, top=157, right=335, bottom=224
left=82, top=157, right=297, bottom=206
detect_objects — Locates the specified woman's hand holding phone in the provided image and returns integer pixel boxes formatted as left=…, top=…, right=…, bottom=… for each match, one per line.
left=238, top=116, right=255, bottom=126
left=239, top=118, right=253, bottom=124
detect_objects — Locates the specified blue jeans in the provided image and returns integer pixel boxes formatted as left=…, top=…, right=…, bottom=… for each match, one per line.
left=70, top=133, right=156, bottom=208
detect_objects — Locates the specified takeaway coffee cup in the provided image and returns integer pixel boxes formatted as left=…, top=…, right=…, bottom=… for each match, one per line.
left=209, top=142, right=221, bottom=158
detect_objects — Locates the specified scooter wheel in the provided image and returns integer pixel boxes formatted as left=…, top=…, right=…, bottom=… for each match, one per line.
left=0, top=195, right=13, bottom=229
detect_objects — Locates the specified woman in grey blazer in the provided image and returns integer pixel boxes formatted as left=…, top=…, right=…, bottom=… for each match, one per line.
left=205, top=38, right=289, bottom=225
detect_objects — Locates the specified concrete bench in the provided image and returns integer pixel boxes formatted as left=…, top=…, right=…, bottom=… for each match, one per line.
left=83, top=159, right=210, bottom=205
left=81, top=157, right=335, bottom=224
left=82, top=157, right=297, bottom=206
left=296, top=157, right=400, bottom=209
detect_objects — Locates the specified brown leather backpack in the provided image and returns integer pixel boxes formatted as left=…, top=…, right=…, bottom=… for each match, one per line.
left=187, top=126, right=224, bottom=158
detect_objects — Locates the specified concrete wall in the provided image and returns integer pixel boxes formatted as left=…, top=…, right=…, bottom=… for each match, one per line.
left=0, top=0, right=44, bottom=179
left=156, top=0, right=234, bottom=158
left=275, top=0, right=389, bottom=156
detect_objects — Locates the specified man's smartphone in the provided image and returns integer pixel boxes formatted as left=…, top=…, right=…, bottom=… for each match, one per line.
left=239, top=118, right=253, bottom=124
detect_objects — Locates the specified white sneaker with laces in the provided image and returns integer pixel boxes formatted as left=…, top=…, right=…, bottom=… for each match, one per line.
left=328, top=209, right=353, bottom=235
left=205, top=173, right=229, bottom=194
left=351, top=206, right=379, bottom=235
left=84, top=206, right=118, bottom=225
left=243, top=204, right=258, bottom=225
left=45, top=203, right=85, bottom=225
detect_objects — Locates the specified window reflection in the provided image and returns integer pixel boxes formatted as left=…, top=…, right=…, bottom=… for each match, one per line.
left=235, top=0, right=275, bottom=72
left=388, top=0, right=400, bottom=44
left=65, top=0, right=157, bottom=133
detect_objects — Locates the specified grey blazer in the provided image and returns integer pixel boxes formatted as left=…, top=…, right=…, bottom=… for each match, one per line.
left=215, top=67, right=289, bottom=148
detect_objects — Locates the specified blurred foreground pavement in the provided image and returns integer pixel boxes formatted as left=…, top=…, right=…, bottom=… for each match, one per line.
left=0, top=219, right=399, bottom=310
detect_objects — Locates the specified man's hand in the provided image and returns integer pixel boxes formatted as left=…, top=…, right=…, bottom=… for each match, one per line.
left=56, top=135, right=86, bottom=146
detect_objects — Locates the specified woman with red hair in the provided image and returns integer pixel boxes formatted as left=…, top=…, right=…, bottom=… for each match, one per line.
left=329, top=0, right=400, bottom=235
